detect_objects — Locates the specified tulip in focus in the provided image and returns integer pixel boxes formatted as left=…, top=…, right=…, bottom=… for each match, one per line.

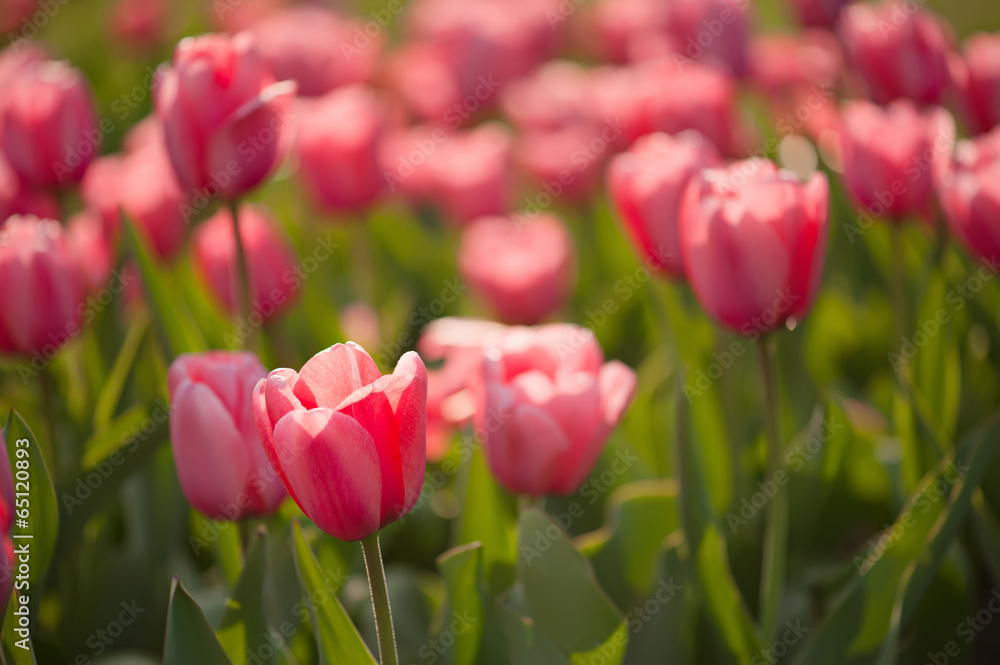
left=296, top=85, right=386, bottom=213
left=951, top=34, right=1000, bottom=136
left=0, top=59, right=98, bottom=187
left=608, top=131, right=723, bottom=279
left=0, top=216, right=82, bottom=357
left=679, top=160, right=829, bottom=335
left=252, top=343, right=427, bottom=541
left=168, top=352, right=285, bottom=520
left=840, top=100, right=954, bottom=222
left=938, top=129, right=1000, bottom=264
left=459, top=214, right=576, bottom=325
left=155, top=33, right=297, bottom=199
left=480, top=323, right=637, bottom=496
left=193, top=204, right=299, bottom=321
left=839, top=0, right=952, bottom=105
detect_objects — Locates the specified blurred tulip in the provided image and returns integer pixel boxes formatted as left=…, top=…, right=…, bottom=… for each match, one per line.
left=749, top=31, right=842, bottom=95
left=249, top=6, right=380, bottom=97
left=0, top=0, right=35, bottom=34
left=66, top=210, right=113, bottom=294
left=608, top=131, right=723, bottom=279
left=951, top=34, right=1000, bottom=136
left=385, top=42, right=463, bottom=122
left=0, top=42, right=46, bottom=97
left=424, top=352, right=479, bottom=461
left=111, top=0, right=167, bottom=50
left=0, top=153, right=58, bottom=222
left=664, top=0, right=751, bottom=77
left=296, top=85, right=385, bottom=213
left=380, top=124, right=443, bottom=204
left=500, top=60, right=591, bottom=131
left=840, top=100, right=954, bottom=222
left=252, top=342, right=428, bottom=541
left=339, top=302, right=381, bottom=352
left=0, top=59, right=98, bottom=187
left=585, top=66, right=647, bottom=148
left=938, top=129, right=1000, bottom=264
left=193, top=204, right=298, bottom=321
left=514, top=124, right=607, bottom=203
left=480, top=323, right=637, bottom=496
left=586, top=0, right=669, bottom=63
left=0, top=216, right=82, bottom=356
left=459, top=214, right=575, bottom=324
left=679, top=160, right=829, bottom=335
left=168, top=351, right=285, bottom=520
left=840, top=0, right=952, bottom=105
left=212, top=0, right=285, bottom=32
left=155, top=33, right=297, bottom=199
left=789, top=0, right=849, bottom=28
left=80, top=155, right=125, bottom=235
left=429, top=123, right=512, bottom=225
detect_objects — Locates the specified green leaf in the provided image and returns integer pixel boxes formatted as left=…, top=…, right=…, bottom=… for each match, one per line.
left=3, top=411, right=58, bottom=595
left=517, top=508, right=627, bottom=663
left=913, top=270, right=961, bottom=446
left=291, top=521, right=377, bottom=665
left=122, top=214, right=205, bottom=359
left=92, top=312, right=149, bottom=431
left=165, top=577, right=233, bottom=665
left=81, top=404, right=148, bottom=469
left=437, top=543, right=485, bottom=665
left=456, top=445, right=517, bottom=593
left=791, top=412, right=1000, bottom=664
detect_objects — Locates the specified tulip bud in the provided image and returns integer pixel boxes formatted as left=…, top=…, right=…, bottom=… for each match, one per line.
left=429, top=123, right=512, bottom=225
left=168, top=351, right=285, bottom=520
left=296, top=85, right=386, bottom=214
left=479, top=323, right=637, bottom=496
left=252, top=342, right=428, bottom=541
left=938, top=129, right=1000, bottom=264
left=840, top=100, right=954, bottom=222
left=608, top=131, right=723, bottom=279
left=0, top=60, right=99, bottom=187
left=155, top=33, right=297, bottom=199
left=192, top=204, right=299, bottom=321
left=839, top=0, right=952, bottom=105
left=459, top=214, right=576, bottom=325
left=679, top=160, right=829, bottom=335
left=0, top=216, right=82, bottom=356
left=951, top=34, right=1000, bottom=136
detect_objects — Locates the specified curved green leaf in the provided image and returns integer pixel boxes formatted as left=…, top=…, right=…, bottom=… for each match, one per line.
left=164, top=577, right=233, bottom=665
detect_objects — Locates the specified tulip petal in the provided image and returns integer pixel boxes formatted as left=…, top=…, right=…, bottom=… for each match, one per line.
left=253, top=371, right=305, bottom=508
left=295, top=342, right=382, bottom=409
left=271, top=408, right=382, bottom=541
left=492, top=401, right=571, bottom=497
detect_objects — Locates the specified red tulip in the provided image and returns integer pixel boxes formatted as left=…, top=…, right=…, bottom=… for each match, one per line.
left=789, top=0, right=849, bottom=27
left=459, top=214, right=576, bottom=325
left=0, top=216, right=82, bottom=356
left=480, top=323, right=637, bottom=496
left=608, top=131, right=723, bottom=279
left=0, top=152, right=57, bottom=222
left=252, top=343, right=428, bottom=541
left=168, top=351, right=286, bottom=520
left=193, top=204, right=298, bottom=321
left=500, top=61, right=592, bottom=132
left=840, top=100, right=954, bottom=222
left=839, top=0, right=952, bottom=105
left=0, top=0, right=35, bottom=33
left=679, top=160, right=829, bottom=335
left=296, top=85, right=386, bottom=214
left=248, top=6, right=380, bottom=97
left=664, top=0, right=751, bottom=77
left=429, top=123, right=512, bottom=225
left=951, top=33, right=1000, bottom=136
left=0, top=59, right=98, bottom=187
left=155, top=33, right=297, bottom=199
left=66, top=210, right=114, bottom=294
left=938, top=129, right=1000, bottom=264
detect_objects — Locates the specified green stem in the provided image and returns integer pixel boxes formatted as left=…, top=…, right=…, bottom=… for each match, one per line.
left=361, top=533, right=398, bottom=665
left=228, top=199, right=252, bottom=347
left=37, top=369, right=62, bottom=479
left=889, top=223, right=908, bottom=352
left=757, top=335, right=787, bottom=641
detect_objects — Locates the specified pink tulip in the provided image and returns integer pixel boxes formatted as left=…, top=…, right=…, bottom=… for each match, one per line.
left=193, top=204, right=298, bottom=321
left=0, top=153, right=58, bottom=222
left=0, top=59, right=98, bottom=187
left=66, top=210, right=114, bottom=294
left=664, top=0, right=751, bottom=77
left=168, top=351, right=285, bottom=520
left=248, top=6, right=380, bottom=97
left=587, top=0, right=669, bottom=63
left=296, top=85, right=386, bottom=214
left=0, top=216, right=82, bottom=356
left=951, top=34, right=1000, bottom=136
left=386, top=42, right=464, bottom=122
left=789, top=0, right=849, bottom=27
left=679, top=160, right=829, bottom=335
left=339, top=302, right=381, bottom=353
left=252, top=343, right=428, bottom=541
left=749, top=31, right=842, bottom=96
left=500, top=60, right=592, bottom=132
left=459, top=214, right=576, bottom=325
left=425, top=354, right=479, bottom=462
left=111, top=0, right=168, bottom=50
left=514, top=124, right=607, bottom=202
left=0, top=0, right=36, bottom=33
left=379, top=124, right=442, bottom=205
left=80, top=156, right=125, bottom=235
left=840, top=100, right=955, bottom=222
left=155, top=33, right=297, bottom=199
left=608, top=131, right=723, bottom=279
left=585, top=66, right=648, bottom=148
left=938, top=129, right=1000, bottom=264
left=429, top=123, right=512, bottom=225
left=211, top=0, right=284, bottom=33
left=839, top=0, right=952, bottom=105
left=480, top=323, right=637, bottom=496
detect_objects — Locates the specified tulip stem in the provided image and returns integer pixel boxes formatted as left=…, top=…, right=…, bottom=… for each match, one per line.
left=361, top=533, right=398, bottom=665
left=889, top=223, right=908, bottom=349
left=757, top=335, right=786, bottom=641
left=228, top=199, right=252, bottom=346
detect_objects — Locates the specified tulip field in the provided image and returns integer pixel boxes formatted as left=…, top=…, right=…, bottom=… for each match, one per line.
left=6, top=0, right=1000, bottom=663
